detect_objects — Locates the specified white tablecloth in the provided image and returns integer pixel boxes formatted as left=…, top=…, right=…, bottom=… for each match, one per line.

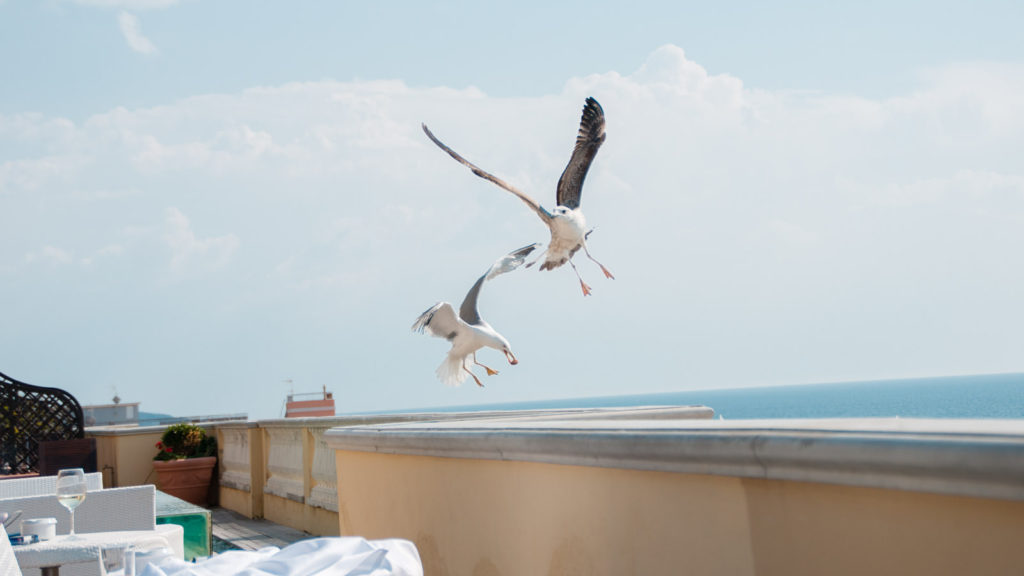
left=14, top=526, right=184, bottom=571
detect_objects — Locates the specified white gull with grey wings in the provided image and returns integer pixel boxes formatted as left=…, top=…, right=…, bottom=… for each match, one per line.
left=412, top=243, right=540, bottom=387
left=422, top=97, right=614, bottom=296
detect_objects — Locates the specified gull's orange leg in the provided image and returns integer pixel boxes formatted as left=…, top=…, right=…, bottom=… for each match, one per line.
left=583, top=244, right=614, bottom=279
left=569, top=259, right=593, bottom=296
left=473, top=352, right=499, bottom=376
left=582, top=230, right=614, bottom=279
left=462, top=361, right=484, bottom=387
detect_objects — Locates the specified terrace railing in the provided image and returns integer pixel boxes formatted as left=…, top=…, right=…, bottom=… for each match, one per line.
left=0, top=370, right=85, bottom=475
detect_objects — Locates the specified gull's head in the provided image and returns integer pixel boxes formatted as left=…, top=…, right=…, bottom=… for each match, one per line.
left=493, top=335, right=518, bottom=365
left=552, top=206, right=571, bottom=217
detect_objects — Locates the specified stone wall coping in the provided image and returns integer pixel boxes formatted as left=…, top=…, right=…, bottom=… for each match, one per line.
left=85, top=406, right=713, bottom=434
left=86, top=424, right=173, bottom=436
left=324, top=414, right=1024, bottom=502
left=201, top=421, right=261, bottom=430
left=256, top=405, right=712, bottom=428
left=86, top=422, right=224, bottom=436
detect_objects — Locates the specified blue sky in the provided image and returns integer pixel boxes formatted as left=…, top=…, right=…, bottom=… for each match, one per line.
left=2, top=0, right=1024, bottom=419
left=5, top=1, right=1023, bottom=118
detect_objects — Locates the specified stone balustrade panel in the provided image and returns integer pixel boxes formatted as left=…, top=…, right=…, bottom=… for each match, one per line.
left=264, top=426, right=305, bottom=502
left=218, top=426, right=252, bottom=492
left=308, top=426, right=338, bottom=511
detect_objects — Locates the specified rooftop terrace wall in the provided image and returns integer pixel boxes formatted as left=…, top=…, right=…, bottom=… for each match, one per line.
left=90, top=407, right=715, bottom=539
left=325, top=415, right=1024, bottom=576
left=87, top=407, right=1024, bottom=574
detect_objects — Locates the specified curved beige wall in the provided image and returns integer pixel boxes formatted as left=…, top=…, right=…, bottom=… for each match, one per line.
left=335, top=450, right=1024, bottom=576
left=743, top=478, right=1024, bottom=575
left=336, top=451, right=754, bottom=576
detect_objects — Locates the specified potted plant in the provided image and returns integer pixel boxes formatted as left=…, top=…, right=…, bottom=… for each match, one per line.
left=152, top=423, right=217, bottom=506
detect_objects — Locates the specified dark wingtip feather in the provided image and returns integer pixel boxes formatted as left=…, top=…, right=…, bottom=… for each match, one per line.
left=555, top=98, right=606, bottom=209
left=578, top=98, right=606, bottom=144
left=411, top=303, right=439, bottom=333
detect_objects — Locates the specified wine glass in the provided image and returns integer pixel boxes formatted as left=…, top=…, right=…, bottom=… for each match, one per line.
left=55, top=468, right=87, bottom=539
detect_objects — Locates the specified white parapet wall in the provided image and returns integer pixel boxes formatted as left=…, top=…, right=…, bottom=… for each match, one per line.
left=215, top=409, right=710, bottom=535
left=325, top=413, right=1024, bottom=576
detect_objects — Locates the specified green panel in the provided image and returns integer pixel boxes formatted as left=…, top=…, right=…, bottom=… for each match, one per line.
left=155, top=490, right=212, bottom=560
left=157, top=513, right=210, bottom=560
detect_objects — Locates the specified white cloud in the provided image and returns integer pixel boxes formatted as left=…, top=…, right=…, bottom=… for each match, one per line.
left=3, top=45, right=1024, bottom=417
left=118, top=11, right=158, bottom=55
left=0, top=157, right=75, bottom=194
left=24, top=246, right=74, bottom=266
left=71, top=0, right=182, bottom=8
left=81, top=244, right=125, bottom=266
left=164, top=207, right=239, bottom=272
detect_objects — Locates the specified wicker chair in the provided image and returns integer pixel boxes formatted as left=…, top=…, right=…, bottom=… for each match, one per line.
left=1, top=485, right=184, bottom=576
left=0, top=485, right=185, bottom=576
left=0, top=371, right=86, bottom=476
left=0, top=485, right=157, bottom=535
left=0, top=473, right=104, bottom=499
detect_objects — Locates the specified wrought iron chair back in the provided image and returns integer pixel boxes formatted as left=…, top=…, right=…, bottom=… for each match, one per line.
left=0, top=371, right=85, bottom=475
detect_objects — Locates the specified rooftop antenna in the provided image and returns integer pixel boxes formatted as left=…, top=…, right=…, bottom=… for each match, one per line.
left=280, top=379, right=293, bottom=417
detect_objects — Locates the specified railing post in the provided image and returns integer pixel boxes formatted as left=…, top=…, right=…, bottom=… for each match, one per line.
left=308, top=426, right=338, bottom=513
left=250, top=425, right=265, bottom=518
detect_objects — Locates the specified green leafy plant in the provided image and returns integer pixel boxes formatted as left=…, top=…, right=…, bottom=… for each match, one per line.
left=154, top=422, right=217, bottom=461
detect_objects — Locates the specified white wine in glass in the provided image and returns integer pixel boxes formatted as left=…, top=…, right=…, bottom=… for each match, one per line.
left=55, top=468, right=87, bottom=539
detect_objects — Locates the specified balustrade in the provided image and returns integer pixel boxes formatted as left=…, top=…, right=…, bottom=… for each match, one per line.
left=263, top=425, right=305, bottom=502
left=308, top=426, right=337, bottom=512
left=218, top=425, right=252, bottom=492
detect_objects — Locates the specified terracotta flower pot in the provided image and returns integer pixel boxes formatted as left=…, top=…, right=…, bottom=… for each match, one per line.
left=153, top=456, right=216, bottom=506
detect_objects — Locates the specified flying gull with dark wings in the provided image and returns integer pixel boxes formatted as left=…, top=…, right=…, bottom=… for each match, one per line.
left=412, top=243, right=540, bottom=387
left=422, top=97, right=614, bottom=296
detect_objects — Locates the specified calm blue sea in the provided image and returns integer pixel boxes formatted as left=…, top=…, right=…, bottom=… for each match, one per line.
left=396, top=373, right=1024, bottom=419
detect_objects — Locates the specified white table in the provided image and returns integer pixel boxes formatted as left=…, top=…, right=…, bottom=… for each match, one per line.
left=13, top=525, right=183, bottom=576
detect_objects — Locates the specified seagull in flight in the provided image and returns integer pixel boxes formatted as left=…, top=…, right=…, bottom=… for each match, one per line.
left=412, top=243, right=540, bottom=387
left=422, top=97, right=614, bottom=296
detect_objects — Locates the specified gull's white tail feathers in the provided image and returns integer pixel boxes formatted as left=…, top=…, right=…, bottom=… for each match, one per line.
left=436, top=354, right=468, bottom=386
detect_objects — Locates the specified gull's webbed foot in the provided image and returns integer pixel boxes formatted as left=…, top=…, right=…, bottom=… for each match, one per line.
left=473, top=353, right=499, bottom=376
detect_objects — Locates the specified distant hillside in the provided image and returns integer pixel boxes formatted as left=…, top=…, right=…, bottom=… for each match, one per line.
left=137, top=410, right=248, bottom=425
left=138, top=411, right=175, bottom=424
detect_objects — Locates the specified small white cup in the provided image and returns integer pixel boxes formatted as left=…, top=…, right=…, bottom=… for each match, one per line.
left=21, top=518, right=57, bottom=541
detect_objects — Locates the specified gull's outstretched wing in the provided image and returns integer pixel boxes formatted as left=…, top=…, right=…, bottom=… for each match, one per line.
left=556, top=97, right=606, bottom=210
left=412, top=302, right=461, bottom=341
left=459, top=243, right=541, bottom=325
left=485, top=243, right=542, bottom=280
left=422, top=123, right=553, bottom=222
